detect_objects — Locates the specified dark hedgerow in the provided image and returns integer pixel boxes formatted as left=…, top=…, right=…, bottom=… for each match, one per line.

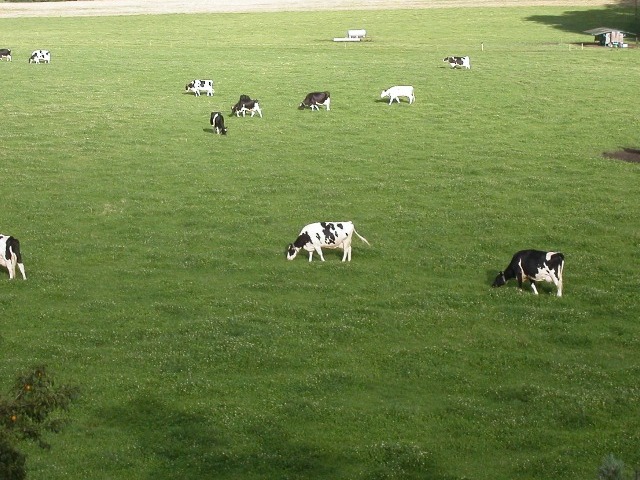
left=0, top=366, right=79, bottom=480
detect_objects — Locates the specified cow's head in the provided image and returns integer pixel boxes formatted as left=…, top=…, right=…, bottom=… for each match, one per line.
left=298, top=102, right=307, bottom=110
left=492, top=272, right=507, bottom=288
left=185, top=82, right=193, bottom=91
left=380, top=89, right=389, bottom=98
left=286, top=244, right=299, bottom=260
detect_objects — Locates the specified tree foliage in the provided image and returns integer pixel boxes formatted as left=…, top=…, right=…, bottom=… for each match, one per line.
left=0, top=366, right=79, bottom=479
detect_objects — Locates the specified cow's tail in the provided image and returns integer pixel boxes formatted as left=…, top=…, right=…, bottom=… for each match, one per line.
left=6, top=237, right=22, bottom=263
left=353, top=228, right=370, bottom=246
left=6, top=236, right=26, bottom=279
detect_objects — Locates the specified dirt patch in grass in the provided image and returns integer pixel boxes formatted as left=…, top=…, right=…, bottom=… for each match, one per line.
left=603, top=148, right=640, bottom=163
left=0, top=0, right=623, bottom=18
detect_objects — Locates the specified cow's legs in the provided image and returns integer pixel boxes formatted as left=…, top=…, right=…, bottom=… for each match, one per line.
left=313, top=245, right=325, bottom=261
left=530, top=281, right=539, bottom=295
left=6, top=258, right=15, bottom=279
left=548, top=270, right=562, bottom=297
left=17, top=262, right=26, bottom=280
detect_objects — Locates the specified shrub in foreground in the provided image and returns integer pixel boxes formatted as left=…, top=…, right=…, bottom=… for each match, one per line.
left=0, top=366, right=79, bottom=479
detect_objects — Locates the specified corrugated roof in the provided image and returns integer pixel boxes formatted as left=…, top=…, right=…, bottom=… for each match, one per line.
left=584, top=27, right=636, bottom=35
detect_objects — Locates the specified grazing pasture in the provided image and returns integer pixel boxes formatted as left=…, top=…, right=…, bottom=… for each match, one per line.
left=0, top=5, right=639, bottom=479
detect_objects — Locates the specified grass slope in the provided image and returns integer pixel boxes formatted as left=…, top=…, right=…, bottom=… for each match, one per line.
left=0, top=6, right=638, bottom=480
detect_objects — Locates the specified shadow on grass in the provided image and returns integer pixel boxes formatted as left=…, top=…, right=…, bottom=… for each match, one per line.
left=526, top=3, right=638, bottom=37
left=375, top=98, right=415, bottom=106
left=100, top=395, right=459, bottom=479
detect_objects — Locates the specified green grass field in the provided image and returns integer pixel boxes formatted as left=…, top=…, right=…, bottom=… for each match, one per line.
left=1, top=5, right=639, bottom=479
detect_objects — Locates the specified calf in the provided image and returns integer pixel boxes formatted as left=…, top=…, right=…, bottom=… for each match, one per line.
left=186, top=79, right=214, bottom=96
left=231, top=95, right=263, bottom=118
left=0, top=234, right=26, bottom=280
left=298, top=91, right=331, bottom=111
left=210, top=111, right=227, bottom=135
left=29, top=50, right=50, bottom=64
left=492, top=250, right=564, bottom=296
left=0, top=49, right=12, bottom=61
left=443, top=56, right=471, bottom=69
left=380, top=85, right=415, bottom=105
left=286, top=221, right=370, bottom=262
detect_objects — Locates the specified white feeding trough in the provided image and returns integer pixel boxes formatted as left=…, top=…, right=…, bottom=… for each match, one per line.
left=334, top=29, right=368, bottom=42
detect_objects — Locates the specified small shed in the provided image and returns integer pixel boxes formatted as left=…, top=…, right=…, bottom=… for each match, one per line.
left=584, top=27, right=635, bottom=47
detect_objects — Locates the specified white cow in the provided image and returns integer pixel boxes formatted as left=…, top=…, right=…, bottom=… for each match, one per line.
left=0, top=234, right=26, bottom=280
left=185, top=79, right=214, bottom=96
left=286, top=221, right=370, bottom=262
left=380, top=86, right=415, bottom=105
left=29, top=50, right=50, bottom=64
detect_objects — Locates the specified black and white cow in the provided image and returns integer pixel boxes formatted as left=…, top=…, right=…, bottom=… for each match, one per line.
left=29, top=50, right=50, bottom=64
left=286, top=221, right=370, bottom=262
left=0, top=49, right=12, bottom=61
left=0, top=234, right=26, bottom=280
left=492, top=250, right=564, bottom=296
left=298, top=91, right=331, bottom=111
left=210, top=112, right=227, bottom=135
left=231, top=94, right=263, bottom=118
left=186, top=79, right=214, bottom=96
left=443, top=56, right=471, bottom=69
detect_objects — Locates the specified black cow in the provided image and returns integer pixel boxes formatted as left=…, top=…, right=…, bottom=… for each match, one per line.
left=443, top=56, right=471, bottom=69
left=231, top=94, right=262, bottom=117
left=492, top=250, right=564, bottom=296
left=210, top=112, right=227, bottom=135
left=298, top=91, right=331, bottom=111
left=0, top=49, right=11, bottom=61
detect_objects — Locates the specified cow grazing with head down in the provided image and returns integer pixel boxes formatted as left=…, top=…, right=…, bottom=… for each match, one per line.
left=380, top=85, right=415, bottom=105
left=286, top=221, right=370, bottom=262
left=186, top=79, right=214, bottom=96
left=492, top=250, right=564, bottom=296
left=299, top=91, right=330, bottom=111
left=231, top=94, right=263, bottom=118
left=0, top=234, right=26, bottom=280
left=0, top=49, right=12, bottom=61
left=210, top=111, right=227, bottom=135
left=29, top=50, right=50, bottom=64
left=443, top=56, right=471, bottom=69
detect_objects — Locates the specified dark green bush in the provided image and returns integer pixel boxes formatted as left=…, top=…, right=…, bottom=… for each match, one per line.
left=0, top=366, right=78, bottom=479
